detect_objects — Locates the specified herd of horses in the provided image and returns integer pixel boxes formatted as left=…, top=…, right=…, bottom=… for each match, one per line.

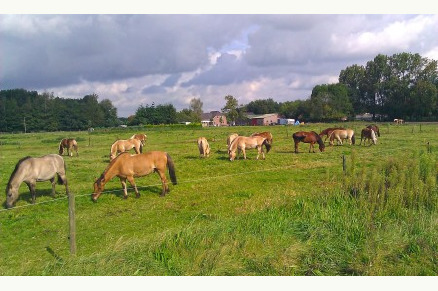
left=5, top=124, right=380, bottom=208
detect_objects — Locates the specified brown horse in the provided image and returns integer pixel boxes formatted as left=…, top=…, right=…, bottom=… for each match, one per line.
left=130, top=133, right=147, bottom=146
left=251, top=131, right=273, bottom=152
left=360, top=128, right=377, bottom=145
left=197, top=137, right=210, bottom=158
left=319, top=127, right=345, bottom=142
left=59, top=138, right=79, bottom=157
left=366, top=124, right=380, bottom=137
left=229, top=135, right=271, bottom=161
left=110, top=138, right=143, bottom=160
left=292, top=131, right=325, bottom=153
left=92, top=151, right=177, bottom=201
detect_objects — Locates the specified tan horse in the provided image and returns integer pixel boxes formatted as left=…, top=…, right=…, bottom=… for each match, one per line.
left=329, top=129, right=356, bottom=146
left=130, top=133, right=147, bottom=146
left=59, top=138, right=78, bottom=157
left=6, top=154, right=68, bottom=208
left=229, top=136, right=271, bottom=161
left=197, top=137, right=210, bottom=158
left=227, top=133, right=239, bottom=149
left=92, top=151, right=177, bottom=201
left=110, top=138, right=143, bottom=160
left=319, top=127, right=345, bottom=142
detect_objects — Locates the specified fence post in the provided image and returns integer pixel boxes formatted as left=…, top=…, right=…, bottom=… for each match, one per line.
left=67, top=185, right=76, bottom=255
left=427, top=141, right=431, bottom=153
left=342, top=155, right=346, bottom=174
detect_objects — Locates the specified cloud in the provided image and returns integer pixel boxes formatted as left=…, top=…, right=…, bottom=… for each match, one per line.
left=1, top=14, right=438, bottom=117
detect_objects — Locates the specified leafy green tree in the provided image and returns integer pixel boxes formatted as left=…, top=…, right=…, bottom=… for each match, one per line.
left=221, top=95, right=239, bottom=125
left=246, top=98, right=280, bottom=114
left=309, top=84, right=353, bottom=121
left=189, top=98, right=203, bottom=122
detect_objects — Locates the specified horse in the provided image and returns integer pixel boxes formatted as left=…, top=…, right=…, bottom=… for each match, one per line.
left=92, top=151, right=177, bottom=201
left=366, top=124, right=380, bottom=137
left=6, top=154, right=68, bottom=208
left=227, top=133, right=239, bottom=149
left=292, top=131, right=325, bottom=153
left=229, top=135, right=271, bottom=161
left=360, top=128, right=377, bottom=145
left=329, top=129, right=356, bottom=146
left=59, top=138, right=79, bottom=157
left=251, top=131, right=273, bottom=145
left=110, top=138, right=143, bottom=161
left=130, top=133, right=147, bottom=146
left=197, top=137, right=210, bottom=158
left=319, top=127, right=345, bottom=142
left=394, top=119, right=404, bottom=125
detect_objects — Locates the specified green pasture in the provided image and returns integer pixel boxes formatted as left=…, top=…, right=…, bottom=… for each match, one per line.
left=0, top=122, right=438, bottom=275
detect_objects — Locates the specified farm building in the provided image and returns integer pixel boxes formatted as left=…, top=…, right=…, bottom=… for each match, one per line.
left=248, top=113, right=279, bottom=126
left=201, top=111, right=228, bottom=127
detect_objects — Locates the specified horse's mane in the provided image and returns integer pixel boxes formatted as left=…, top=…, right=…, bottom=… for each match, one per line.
left=312, top=131, right=325, bottom=146
left=7, top=156, right=32, bottom=191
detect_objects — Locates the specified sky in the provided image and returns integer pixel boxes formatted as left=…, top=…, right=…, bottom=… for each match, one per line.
left=2, top=4, right=438, bottom=117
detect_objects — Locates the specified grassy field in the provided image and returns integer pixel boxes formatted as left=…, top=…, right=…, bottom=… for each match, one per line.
left=0, top=122, right=438, bottom=275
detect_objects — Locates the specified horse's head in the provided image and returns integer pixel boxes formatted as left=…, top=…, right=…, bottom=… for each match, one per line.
left=319, top=143, right=325, bottom=152
left=6, top=185, right=18, bottom=209
left=229, top=149, right=236, bottom=161
left=92, top=176, right=105, bottom=202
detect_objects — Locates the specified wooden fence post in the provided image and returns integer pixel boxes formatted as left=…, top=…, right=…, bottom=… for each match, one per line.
left=342, top=155, right=346, bottom=174
left=67, top=185, right=76, bottom=255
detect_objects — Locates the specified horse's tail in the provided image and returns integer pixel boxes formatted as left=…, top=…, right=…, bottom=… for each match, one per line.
left=166, top=153, right=177, bottom=185
left=263, top=139, right=272, bottom=153
left=58, top=140, right=64, bottom=155
left=351, top=133, right=356, bottom=145
left=57, top=161, right=67, bottom=185
left=139, top=142, right=143, bottom=154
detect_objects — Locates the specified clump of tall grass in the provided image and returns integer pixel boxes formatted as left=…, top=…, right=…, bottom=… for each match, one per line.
left=344, top=150, right=438, bottom=216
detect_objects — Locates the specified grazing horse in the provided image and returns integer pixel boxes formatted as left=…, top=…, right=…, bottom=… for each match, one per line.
left=329, top=129, right=355, bottom=146
left=360, top=128, right=377, bottom=145
left=227, top=133, right=239, bottom=149
left=130, top=133, right=147, bottom=146
left=59, top=138, right=79, bottom=157
left=251, top=131, right=273, bottom=152
left=197, top=137, right=210, bottom=158
left=110, top=138, right=143, bottom=161
left=319, top=127, right=345, bottom=142
left=366, top=124, right=380, bottom=137
left=92, top=151, right=177, bottom=201
left=292, top=131, right=325, bottom=153
left=229, top=136, right=271, bottom=161
left=6, top=154, right=68, bottom=208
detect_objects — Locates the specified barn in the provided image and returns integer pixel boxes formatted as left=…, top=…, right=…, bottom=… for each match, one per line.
left=249, top=113, right=279, bottom=126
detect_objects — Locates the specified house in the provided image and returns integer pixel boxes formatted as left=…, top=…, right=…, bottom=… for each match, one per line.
left=248, top=113, right=279, bottom=126
left=201, top=111, right=228, bottom=127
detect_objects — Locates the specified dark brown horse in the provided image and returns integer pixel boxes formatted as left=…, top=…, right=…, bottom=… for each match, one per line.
left=319, top=127, right=345, bottom=142
left=59, top=138, right=78, bottom=157
left=360, top=128, right=377, bottom=145
left=292, top=131, right=325, bottom=153
left=366, top=124, right=380, bottom=137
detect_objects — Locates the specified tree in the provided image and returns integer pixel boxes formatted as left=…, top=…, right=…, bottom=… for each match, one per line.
left=309, top=84, right=353, bottom=121
left=189, top=98, right=203, bottom=122
left=221, top=95, right=239, bottom=125
left=246, top=98, right=280, bottom=114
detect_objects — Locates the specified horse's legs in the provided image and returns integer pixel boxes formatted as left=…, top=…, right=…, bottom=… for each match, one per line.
left=120, top=177, right=129, bottom=199
left=242, top=148, right=247, bottom=159
left=126, top=176, right=140, bottom=198
left=157, top=170, right=169, bottom=196
left=294, top=141, right=299, bottom=153
left=50, top=177, right=56, bottom=197
left=27, top=182, right=37, bottom=204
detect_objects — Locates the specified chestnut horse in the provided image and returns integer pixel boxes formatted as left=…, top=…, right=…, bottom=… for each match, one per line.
left=292, top=131, right=325, bottom=153
left=319, top=127, right=345, bottom=142
left=229, top=136, right=271, bottom=161
left=59, top=138, right=78, bottom=157
left=366, top=124, right=380, bottom=137
left=197, top=137, right=210, bottom=158
left=110, top=138, right=143, bottom=161
left=130, top=133, right=147, bottom=146
left=329, top=129, right=355, bottom=146
left=360, top=128, right=377, bottom=145
left=92, top=151, right=177, bottom=201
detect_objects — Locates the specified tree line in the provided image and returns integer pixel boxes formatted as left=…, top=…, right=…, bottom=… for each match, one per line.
left=1, top=52, right=437, bottom=132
